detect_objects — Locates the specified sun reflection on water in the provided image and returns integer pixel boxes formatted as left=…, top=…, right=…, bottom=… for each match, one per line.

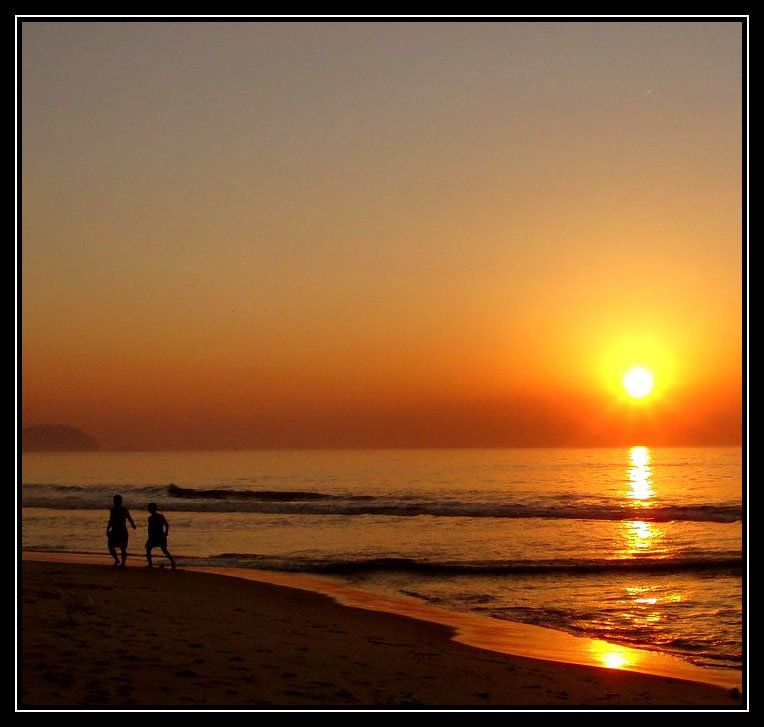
left=620, top=519, right=666, bottom=558
left=619, top=447, right=668, bottom=558
left=602, top=652, right=627, bottom=669
left=611, top=447, right=685, bottom=640
left=626, top=520, right=654, bottom=549
left=589, top=641, right=631, bottom=670
left=627, top=445, right=654, bottom=504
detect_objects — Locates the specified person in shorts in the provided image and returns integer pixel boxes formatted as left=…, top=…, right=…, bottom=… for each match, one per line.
left=145, top=502, right=176, bottom=570
left=107, top=494, right=136, bottom=567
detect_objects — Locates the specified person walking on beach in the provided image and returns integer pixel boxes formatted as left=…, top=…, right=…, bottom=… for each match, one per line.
left=145, top=502, right=176, bottom=570
left=106, top=494, right=136, bottom=567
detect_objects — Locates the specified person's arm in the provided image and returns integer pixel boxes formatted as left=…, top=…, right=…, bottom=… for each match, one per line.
left=162, top=514, right=169, bottom=536
left=126, top=509, right=136, bottom=529
left=106, top=512, right=112, bottom=536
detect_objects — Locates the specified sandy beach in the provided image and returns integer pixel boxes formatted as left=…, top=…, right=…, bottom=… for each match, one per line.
left=20, top=560, right=742, bottom=708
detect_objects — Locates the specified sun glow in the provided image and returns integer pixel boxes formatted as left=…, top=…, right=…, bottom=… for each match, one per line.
left=596, top=336, right=679, bottom=406
left=623, top=367, right=654, bottom=399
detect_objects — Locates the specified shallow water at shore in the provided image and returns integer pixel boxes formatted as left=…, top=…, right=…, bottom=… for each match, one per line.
left=21, top=552, right=742, bottom=692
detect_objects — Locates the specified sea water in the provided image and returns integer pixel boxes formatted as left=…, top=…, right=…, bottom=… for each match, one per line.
left=21, top=447, right=743, bottom=675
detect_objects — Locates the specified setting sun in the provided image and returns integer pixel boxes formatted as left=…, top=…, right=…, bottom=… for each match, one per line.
left=623, top=367, right=654, bottom=399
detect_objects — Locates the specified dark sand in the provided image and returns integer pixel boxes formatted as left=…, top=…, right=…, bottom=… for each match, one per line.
left=20, top=561, right=742, bottom=708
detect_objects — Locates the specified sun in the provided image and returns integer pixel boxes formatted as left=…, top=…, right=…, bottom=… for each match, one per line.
left=623, top=366, right=654, bottom=399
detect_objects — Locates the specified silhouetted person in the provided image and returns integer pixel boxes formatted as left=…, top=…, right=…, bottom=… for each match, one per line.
left=145, top=502, right=176, bottom=570
left=106, top=494, right=136, bottom=567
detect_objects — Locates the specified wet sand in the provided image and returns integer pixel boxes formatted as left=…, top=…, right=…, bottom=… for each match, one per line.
left=20, top=560, right=742, bottom=708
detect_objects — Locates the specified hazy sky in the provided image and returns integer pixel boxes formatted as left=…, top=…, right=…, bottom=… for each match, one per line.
left=21, top=21, right=743, bottom=449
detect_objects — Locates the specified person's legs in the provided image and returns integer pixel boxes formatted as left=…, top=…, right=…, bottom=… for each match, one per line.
left=146, top=543, right=153, bottom=567
left=160, top=545, right=175, bottom=570
left=108, top=542, right=119, bottom=565
left=119, top=545, right=127, bottom=567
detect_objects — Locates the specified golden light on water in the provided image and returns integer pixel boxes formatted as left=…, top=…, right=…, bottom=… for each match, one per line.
left=619, top=518, right=666, bottom=560
left=627, top=445, right=654, bottom=504
left=584, top=446, right=710, bottom=680
left=621, top=447, right=662, bottom=555
left=624, top=520, right=655, bottom=550
left=613, top=445, right=687, bottom=647
left=589, top=642, right=631, bottom=670
left=602, top=652, right=628, bottom=669
left=630, top=445, right=650, bottom=468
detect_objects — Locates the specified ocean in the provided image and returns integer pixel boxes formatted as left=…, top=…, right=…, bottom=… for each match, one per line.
left=21, top=446, right=743, bottom=676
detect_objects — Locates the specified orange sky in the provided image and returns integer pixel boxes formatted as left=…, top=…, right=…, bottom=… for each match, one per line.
left=21, top=22, right=743, bottom=449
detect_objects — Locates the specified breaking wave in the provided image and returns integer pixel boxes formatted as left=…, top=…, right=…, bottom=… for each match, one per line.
left=21, top=482, right=742, bottom=523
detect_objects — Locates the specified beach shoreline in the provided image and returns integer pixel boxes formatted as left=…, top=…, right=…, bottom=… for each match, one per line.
left=19, top=556, right=743, bottom=708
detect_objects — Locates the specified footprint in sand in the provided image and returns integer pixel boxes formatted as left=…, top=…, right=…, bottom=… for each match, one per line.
left=284, top=689, right=315, bottom=699
left=192, top=680, right=216, bottom=689
left=41, top=671, right=67, bottom=684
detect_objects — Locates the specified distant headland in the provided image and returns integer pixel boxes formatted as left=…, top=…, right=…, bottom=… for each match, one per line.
left=21, top=425, right=100, bottom=452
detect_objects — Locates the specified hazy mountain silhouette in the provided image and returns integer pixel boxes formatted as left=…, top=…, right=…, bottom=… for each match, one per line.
left=22, top=425, right=100, bottom=452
